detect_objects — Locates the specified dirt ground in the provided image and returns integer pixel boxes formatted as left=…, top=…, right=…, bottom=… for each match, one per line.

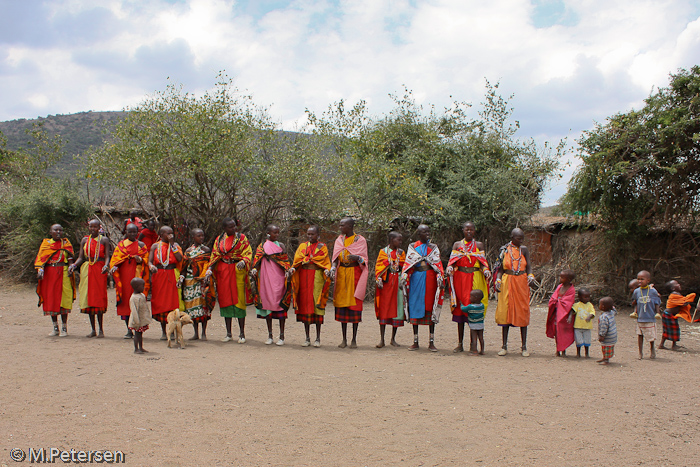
left=1, top=284, right=700, bottom=467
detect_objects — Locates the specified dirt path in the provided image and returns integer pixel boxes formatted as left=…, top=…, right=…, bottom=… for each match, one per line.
left=1, top=284, right=699, bottom=466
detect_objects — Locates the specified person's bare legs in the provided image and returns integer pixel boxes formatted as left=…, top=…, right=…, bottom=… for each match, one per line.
left=638, top=335, right=644, bottom=359
left=87, top=314, right=97, bottom=337
left=454, top=322, right=464, bottom=352
left=390, top=326, right=400, bottom=347
left=350, top=323, right=358, bottom=348
left=377, top=324, right=386, bottom=348
left=428, top=323, right=437, bottom=352
left=409, top=324, right=419, bottom=350
left=96, top=313, right=104, bottom=337
left=339, top=323, right=348, bottom=348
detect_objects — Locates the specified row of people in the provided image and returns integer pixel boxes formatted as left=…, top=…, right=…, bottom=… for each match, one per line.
left=34, top=218, right=536, bottom=354
left=35, top=219, right=697, bottom=359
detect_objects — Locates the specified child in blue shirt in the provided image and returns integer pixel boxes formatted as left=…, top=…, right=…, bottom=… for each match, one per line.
left=461, top=289, right=485, bottom=355
left=631, top=270, right=661, bottom=360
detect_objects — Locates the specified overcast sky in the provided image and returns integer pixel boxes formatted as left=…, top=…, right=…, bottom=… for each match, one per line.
left=1, top=0, right=699, bottom=204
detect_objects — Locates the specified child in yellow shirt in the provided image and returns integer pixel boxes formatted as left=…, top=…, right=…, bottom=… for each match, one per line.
left=572, top=288, right=595, bottom=358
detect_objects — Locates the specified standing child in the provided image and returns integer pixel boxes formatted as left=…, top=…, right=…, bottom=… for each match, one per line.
left=658, top=280, right=697, bottom=350
left=251, top=225, right=291, bottom=346
left=461, top=289, right=486, bottom=354
left=546, top=269, right=576, bottom=357
left=631, top=270, right=661, bottom=359
left=572, top=288, right=595, bottom=358
left=128, top=278, right=151, bottom=354
left=374, top=231, right=406, bottom=348
left=597, top=297, right=617, bottom=365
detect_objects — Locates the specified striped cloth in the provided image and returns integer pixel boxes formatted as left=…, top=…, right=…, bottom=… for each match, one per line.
left=598, top=310, right=617, bottom=345
left=601, top=345, right=614, bottom=359
left=379, top=318, right=404, bottom=327
left=297, top=313, right=324, bottom=324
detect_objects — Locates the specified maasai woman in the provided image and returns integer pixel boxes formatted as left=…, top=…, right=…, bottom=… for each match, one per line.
left=401, top=224, right=444, bottom=352
left=330, top=217, right=369, bottom=349
left=109, top=223, right=149, bottom=339
left=148, top=226, right=184, bottom=339
left=374, top=231, right=406, bottom=348
left=205, top=218, right=252, bottom=343
left=495, top=228, right=534, bottom=357
left=446, top=221, right=490, bottom=353
left=69, top=219, right=112, bottom=338
left=180, top=229, right=215, bottom=341
left=251, top=224, right=292, bottom=345
left=289, top=226, right=331, bottom=347
left=35, top=224, right=75, bottom=337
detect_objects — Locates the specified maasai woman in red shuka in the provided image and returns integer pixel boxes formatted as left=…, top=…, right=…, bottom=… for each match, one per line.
left=446, top=221, right=490, bottom=353
left=69, top=219, right=112, bottom=338
left=109, top=223, right=149, bottom=339
left=331, top=217, right=369, bottom=349
left=35, top=224, right=75, bottom=337
left=205, top=217, right=252, bottom=343
left=374, top=231, right=406, bottom=348
left=290, top=225, right=331, bottom=347
left=148, top=226, right=184, bottom=339
left=546, top=270, right=576, bottom=356
left=138, top=218, right=159, bottom=251
left=401, top=224, right=444, bottom=352
left=251, top=224, right=292, bottom=346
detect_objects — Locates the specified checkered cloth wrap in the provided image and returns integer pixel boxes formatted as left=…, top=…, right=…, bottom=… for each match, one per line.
left=379, top=318, right=404, bottom=327
left=296, top=313, right=324, bottom=324
left=335, top=307, right=362, bottom=323
left=662, top=310, right=680, bottom=341
left=601, top=345, right=614, bottom=359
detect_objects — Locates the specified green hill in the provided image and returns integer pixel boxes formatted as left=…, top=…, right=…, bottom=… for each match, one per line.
left=0, top=111, right=126, bottom=175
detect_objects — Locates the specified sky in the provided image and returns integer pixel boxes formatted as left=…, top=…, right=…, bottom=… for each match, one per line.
left=1, top=0, right=699, bottom=205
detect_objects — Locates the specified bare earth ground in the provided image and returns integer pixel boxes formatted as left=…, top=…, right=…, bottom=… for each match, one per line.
left=1, top=283, right=700, bottom=467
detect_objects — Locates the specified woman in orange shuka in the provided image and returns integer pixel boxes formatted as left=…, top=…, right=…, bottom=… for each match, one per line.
left=35, top=224, right=75, bottom=337
left=109, top=223, right=149, bottom=339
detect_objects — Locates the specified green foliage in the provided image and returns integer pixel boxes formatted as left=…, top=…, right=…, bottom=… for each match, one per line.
left=0, top=183, right=92, bottom=281
left=0, top=123, right=65, bottom=189
left=88, top=74, right=343, bottom=243
left=306, top=82, right=562, bottom=232
left=563, top=66, right=700, bottom=237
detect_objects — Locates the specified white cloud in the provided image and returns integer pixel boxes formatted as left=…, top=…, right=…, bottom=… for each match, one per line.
left=0, top=0, right=698, bottom=204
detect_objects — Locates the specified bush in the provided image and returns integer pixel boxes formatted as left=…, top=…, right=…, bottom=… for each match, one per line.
left=0, top=182, right=93, bottom=281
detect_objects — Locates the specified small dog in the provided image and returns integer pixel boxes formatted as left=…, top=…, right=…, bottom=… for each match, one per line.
left=166, top=309, right=193, bottom=349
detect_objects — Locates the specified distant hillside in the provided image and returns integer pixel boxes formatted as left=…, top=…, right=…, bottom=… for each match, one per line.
left=0, top=111, right=126, bottom=175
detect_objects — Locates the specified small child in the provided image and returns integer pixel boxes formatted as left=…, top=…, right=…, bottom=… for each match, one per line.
left=128, top=278, right=152, bottom=354
left=461, top=289, right=485, bottom=355
left=546, top=269, right=576, bottom=357
left=659, top=280, right=696, bottom=350
left=630, top=270, right=661, bottom=359
left=597, top=297, right=617, bottom=365
left=572, top=288, right=595, bottom=358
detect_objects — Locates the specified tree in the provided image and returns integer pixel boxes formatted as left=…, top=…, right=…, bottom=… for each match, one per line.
left=0, top=125, right=92, bottom=280
left=306, top=82, right=562, bottom=234
left=87, top=75, right=342, bottom=243
left=563, top=66, right=700, bottom=237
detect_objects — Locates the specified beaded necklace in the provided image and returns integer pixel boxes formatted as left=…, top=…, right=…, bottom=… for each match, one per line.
left=387, top=247, right=400, bottom=272
left=507, top=242, right=523, bottom=272
left=85, top=235, right=102, bottom=265
left=157, top=241, right=170, bottom=267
